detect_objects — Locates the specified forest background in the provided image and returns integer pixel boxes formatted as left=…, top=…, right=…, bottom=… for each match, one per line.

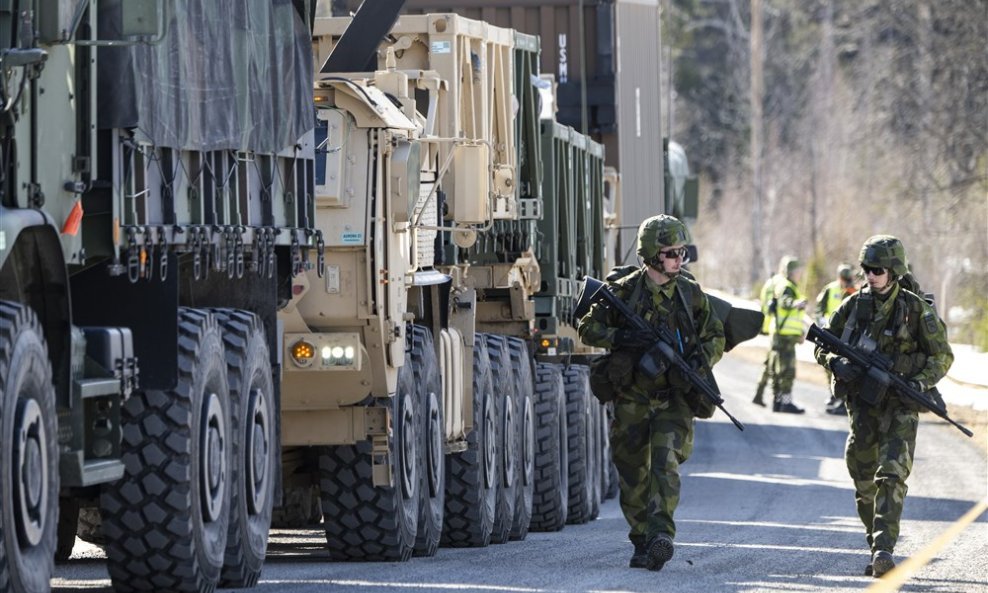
left=663, top=0, right=987, bottom=348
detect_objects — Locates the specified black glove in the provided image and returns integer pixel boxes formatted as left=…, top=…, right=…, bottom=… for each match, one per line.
left=829, top=356, right=861, bottom=382
left=614, top=328, right=654, bottom=350
left=907, top=379, right=928, bottom=393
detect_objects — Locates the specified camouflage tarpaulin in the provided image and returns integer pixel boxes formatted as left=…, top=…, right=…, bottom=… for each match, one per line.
left=97, top=0, right=314, bottom=153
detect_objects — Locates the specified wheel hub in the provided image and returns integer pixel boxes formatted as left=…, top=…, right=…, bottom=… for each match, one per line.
left=502, top=398, right=515, bottom=488
left=483, top=395, right=496, bottom=490
left=522, top=396, right=534, bottom=486
left=246, top=387, right=270, bottom=515
left=399, top=394, right=416, bottom=498
left=200, top=391, right=227, bottom=523
left=14, top=397, right=48, bottom=547
left=427, top=392, right=442, bottom=497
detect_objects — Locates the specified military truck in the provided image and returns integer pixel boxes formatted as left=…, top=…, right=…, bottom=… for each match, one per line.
left=267, top=5, right=613, bottom=561
left=0, top=2, right=317, bottom=592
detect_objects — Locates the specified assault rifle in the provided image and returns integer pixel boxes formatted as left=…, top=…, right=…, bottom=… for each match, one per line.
left=806, top=323, right=973, bottom=437
left=576, top=276, right=744, bottom=431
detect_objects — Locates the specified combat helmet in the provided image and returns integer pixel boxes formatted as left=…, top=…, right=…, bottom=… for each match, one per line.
left=777, top=255, right=801, bottom=277
left=637, top=215, right=691, bottom=261
left=859, top=235, right=908, bottom=278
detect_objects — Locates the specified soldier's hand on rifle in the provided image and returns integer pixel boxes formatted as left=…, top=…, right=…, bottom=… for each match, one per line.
left=614, top=328, right=654, bottom=350
left=907, top=379, right=928, bottom=393
left=829, top=356, right=861, bottom=382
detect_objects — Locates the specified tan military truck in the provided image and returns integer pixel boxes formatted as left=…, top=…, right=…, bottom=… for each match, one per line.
left=271, top=8, right=610, bottom=562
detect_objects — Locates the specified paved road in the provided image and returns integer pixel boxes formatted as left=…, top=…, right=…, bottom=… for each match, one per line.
left=53, top=354, right=988, bottom=593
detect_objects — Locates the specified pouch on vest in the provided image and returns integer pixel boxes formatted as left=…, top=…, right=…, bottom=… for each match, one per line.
left=589, top=350, right=637, bottom=403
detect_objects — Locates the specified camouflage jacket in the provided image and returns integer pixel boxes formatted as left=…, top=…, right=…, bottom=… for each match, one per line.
left=578, top=267, right=725, bottom=398
left=814, top=282, right=953, bottom=392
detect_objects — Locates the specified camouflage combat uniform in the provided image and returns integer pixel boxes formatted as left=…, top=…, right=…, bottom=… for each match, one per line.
left=578, top=267, right=725, bottom=549
left=815, top=282, right=953, bottom=555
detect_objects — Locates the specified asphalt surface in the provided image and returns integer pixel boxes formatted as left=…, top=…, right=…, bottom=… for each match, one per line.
left=52, top=353, right=988, bottom=593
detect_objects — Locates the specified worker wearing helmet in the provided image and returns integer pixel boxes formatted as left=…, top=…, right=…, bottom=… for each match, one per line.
left=578, top=214, right=725, bottom=572
left=813, top=235, right=953, bottom=578
left=816, top=263, right=858, bottom=414
left=769, top=256, right=808, bottom=413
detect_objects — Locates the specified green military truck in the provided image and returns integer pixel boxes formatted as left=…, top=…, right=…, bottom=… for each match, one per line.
left=0, top=2, right=318, bottom=592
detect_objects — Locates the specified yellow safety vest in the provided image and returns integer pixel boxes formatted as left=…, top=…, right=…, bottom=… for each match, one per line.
left=772, top=278, right=805, bottom=337
left=822, top=281, right=853, bottom=318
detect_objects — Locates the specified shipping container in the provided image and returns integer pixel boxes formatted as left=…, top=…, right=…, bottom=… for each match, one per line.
left=336, top=0, right=664, bottom=264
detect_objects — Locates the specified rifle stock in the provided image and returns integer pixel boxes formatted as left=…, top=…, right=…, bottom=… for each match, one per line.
left=585, top=277, right=744, bottom=431
left=806, top=324, right=972, bottom=438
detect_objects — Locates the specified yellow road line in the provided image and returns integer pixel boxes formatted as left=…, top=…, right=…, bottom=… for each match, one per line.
left=866, top=498, right=988, bottom=593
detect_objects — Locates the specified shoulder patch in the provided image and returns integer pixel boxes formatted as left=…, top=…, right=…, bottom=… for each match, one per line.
left=922, top=310, right=939, bottom=335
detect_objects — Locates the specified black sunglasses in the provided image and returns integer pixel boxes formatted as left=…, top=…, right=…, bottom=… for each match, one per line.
left=862, top=265, right=886, bottom=276
left=659, top=247, right=689, bottom=260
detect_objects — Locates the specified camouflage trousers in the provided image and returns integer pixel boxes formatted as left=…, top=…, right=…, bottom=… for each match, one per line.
left=771, top=334, right=800, bottom=396
left=610, top=393, right=694, bottom=545
left=845, top=400, right=918, bottom=553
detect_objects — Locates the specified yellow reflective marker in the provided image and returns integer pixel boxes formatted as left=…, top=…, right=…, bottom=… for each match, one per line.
left=866, top=498, right=988, bottom=593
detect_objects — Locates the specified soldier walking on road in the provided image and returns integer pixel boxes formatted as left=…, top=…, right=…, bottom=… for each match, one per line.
left=813, top=236, right=953, bottom=578
left=816, top=263, right=858, bottom=414
left=578, top=215, right=725, bottom=572
left=769, top=256, right=807, bottom=413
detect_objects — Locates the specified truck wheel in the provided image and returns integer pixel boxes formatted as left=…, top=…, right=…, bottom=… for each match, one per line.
left=214, top=310, right=274, bottom=588
left=441, top=336, right=496, bottom=547
left=563, top=365, right=596, bottom=524
left=411, top=326, right=444, bottom=557
left=506, top=337, right=534, bottom=541
left=0, top=301, right=59, bottom=593
left=55, top=498, right=79, bottom=562
left=318, top=353, right=418, bottom=561
left=101, top=308, right=231, bottom=593
left=529, top=363, right=568, bottom=532
left=483, top=335, right=516, bottom=544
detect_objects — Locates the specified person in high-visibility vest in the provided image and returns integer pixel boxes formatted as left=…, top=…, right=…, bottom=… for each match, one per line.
left=770, top=256, right=807, bottom=413
left=815, top=263, right=858, bottom=414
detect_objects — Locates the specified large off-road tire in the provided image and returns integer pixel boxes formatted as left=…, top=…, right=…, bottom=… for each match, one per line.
left=0, top=301, right=59, bottom=593
left=483, top=335, right=516, bottom=544
left=318, top=353, right=418, bottom=561
left=529, top=363, right=568, bottom=532
left=441, top=336, right=496, bottom=547
left=411, top=326, right=444, bottom=557
left=101, top=308, right=231, bottom=593
left=55, top=498, right=78, bottom=562
left=213, top=309, right=275, bottom=588
left=506, top=338, right=534, bottom=541
left=563, top=365, right=597, bottom=524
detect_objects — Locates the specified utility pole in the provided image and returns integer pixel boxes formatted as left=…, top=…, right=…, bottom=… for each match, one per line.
left=749, top=0, right=764, bottom=286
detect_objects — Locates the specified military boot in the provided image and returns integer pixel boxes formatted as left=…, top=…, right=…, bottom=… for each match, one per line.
left=774, top=392, right=804, bottom=414
left=646, top=534, right=675, bottom=572
left=871, top=550, right=895, bottom=577
left=629, top=541, right=648, bottom=569
left=752, top=381, right=767, bottom=406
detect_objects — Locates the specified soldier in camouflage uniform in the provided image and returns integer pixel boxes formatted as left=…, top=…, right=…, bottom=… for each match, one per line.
left=578, top=215, right=725, bottom=571
left=813, top=235, right=953, bottom=578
